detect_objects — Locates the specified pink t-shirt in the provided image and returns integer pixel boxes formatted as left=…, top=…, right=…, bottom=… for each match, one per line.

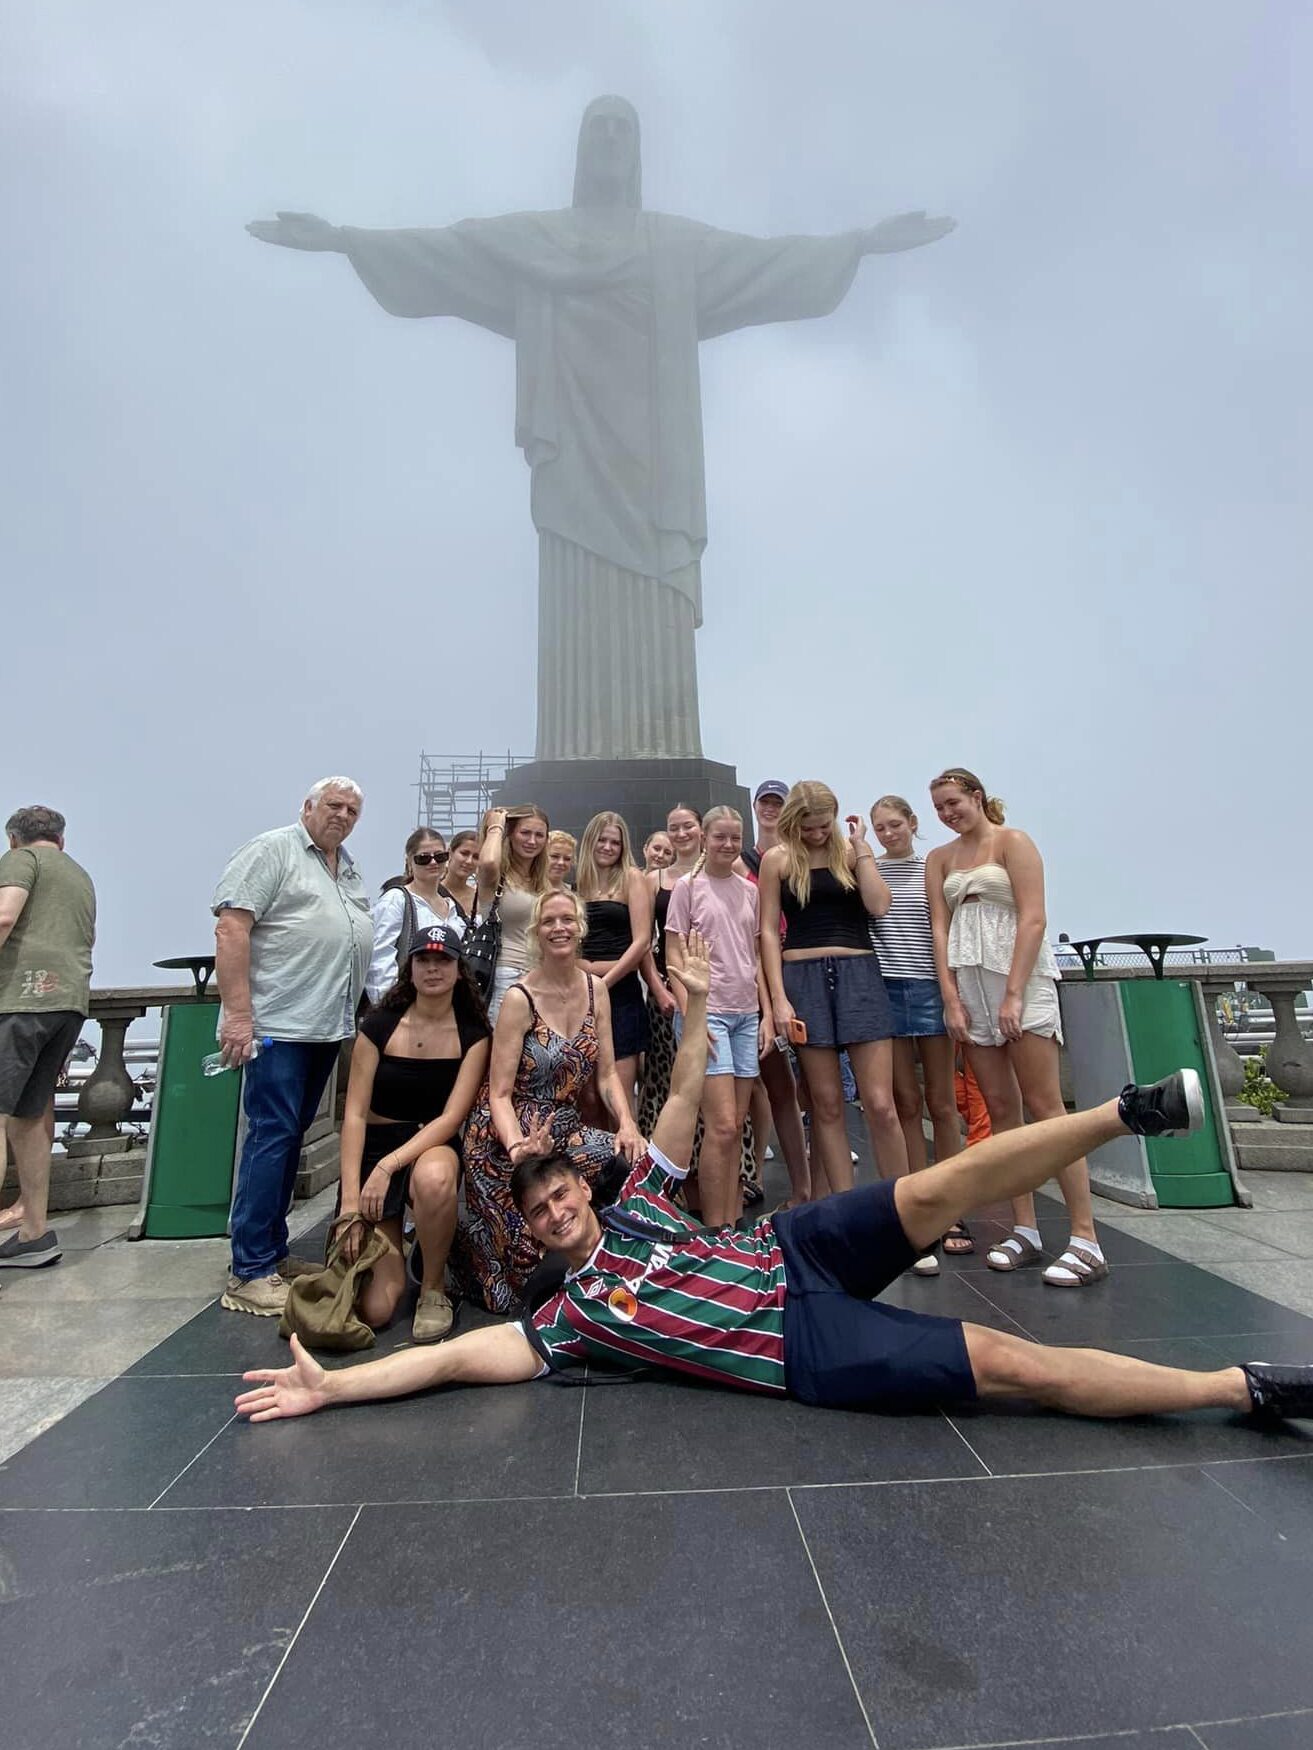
left=666, top=869, right=761, bottom=1014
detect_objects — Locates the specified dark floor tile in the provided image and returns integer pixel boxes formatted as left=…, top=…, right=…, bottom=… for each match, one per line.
left=965, top=1259, right=1313, bottom=1345
left=878, top=1269, right=1031, bottom=1333
left=123, top=1292, right=491, bottom=1376
left=242, top=1494, right=873, bottom=1750
left=948, top=1393, right=1312, bottom=1477
left=951, top=1216, right=1174, bottom=1271
left=1202, top=1334, right=1313, bottom=1369
left=1194, top=1711, right=1313, bottom=1748
left=578, top=1375, right=986, bottom=1493
left=1202, top=1454, right=1313, bottom=1545
left=161, top=1373, right=586, bottom=1507
left=0, top=1377, right=236, bottom=1508
left=0, top=1503, right=354, bottom=1750
left=792, top=1466, right=1313, bottom=1749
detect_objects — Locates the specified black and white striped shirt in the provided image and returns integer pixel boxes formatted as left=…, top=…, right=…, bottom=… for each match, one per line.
left=870, top=854, right=937, bottom=979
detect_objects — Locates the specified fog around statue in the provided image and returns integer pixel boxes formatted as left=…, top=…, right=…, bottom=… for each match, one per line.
left=248, top=96, right=953, bottom=761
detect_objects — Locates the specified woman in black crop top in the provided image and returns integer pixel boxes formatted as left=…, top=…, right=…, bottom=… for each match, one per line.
left=577, top=811, right=654, bottom=1110
left=338, top=925, right=490, bottom=1344
left=759, top=781, right=908, bottom=1201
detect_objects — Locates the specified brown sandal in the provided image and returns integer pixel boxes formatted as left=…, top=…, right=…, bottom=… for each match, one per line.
left=942, top=1222, right=974, bottom=1255
left=1042, top=1243, right=1110, bottom=1288
left=986, top=1231, right=1044, bottom=1272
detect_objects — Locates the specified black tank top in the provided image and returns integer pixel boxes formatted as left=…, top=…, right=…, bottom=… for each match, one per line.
left=779, top=867, right=872, bottom=953
left=359, top=1005, right=488, bottom=1122
left=583, top=897, right=633, bottom=962
left=653, top=882, right=673, bottom=976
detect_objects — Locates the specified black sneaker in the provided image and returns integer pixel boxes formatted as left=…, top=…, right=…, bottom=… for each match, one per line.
left=1242, top=1361, right=1313, bottom=1422
left=1117, top=1068, right=1204, bottom=1138
left=0, top=1229, right=62, bottom=1268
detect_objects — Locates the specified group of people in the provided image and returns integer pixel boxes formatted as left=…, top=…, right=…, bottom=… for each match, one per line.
left=4, top=783, right=1312, bottom=1440
left=204, top=762, right=1113, bottom=1340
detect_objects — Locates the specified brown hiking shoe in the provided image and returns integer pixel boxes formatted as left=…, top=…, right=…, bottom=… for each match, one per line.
left=277, top=1253, right=322, bottom=1281
left=221, top=1272, right=289, bottom=1317
left=412, top=1289, right=455, bottom=1344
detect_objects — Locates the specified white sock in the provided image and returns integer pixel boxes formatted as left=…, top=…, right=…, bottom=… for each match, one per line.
left=1013, top=1225, right=1042, bottom=1249
left=1065, top=1236, right=1103, bottom=1262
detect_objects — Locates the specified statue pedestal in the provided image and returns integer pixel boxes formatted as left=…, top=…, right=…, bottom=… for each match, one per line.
left=492, top=758, right=751, bottom=847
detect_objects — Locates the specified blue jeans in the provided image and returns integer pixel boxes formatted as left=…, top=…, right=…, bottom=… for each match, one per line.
left=230, top=1040, right=339, bottom=1280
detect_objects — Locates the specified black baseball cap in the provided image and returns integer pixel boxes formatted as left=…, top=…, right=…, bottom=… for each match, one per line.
left=753, top=779, right=789, bottom=803
left=410, top=924, right=464, bottom=959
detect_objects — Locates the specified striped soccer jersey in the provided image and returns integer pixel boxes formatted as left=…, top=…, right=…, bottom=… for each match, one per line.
left=870, top=854, right=937, bottom=979
left=528, top=1145, right=788, bottom=1394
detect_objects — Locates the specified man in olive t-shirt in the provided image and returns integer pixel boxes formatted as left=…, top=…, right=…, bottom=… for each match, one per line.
left=0, top=804, right=96, bottom=1270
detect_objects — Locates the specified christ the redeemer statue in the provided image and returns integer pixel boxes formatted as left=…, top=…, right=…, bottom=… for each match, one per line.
left=249, top=96, right=953, bottom=761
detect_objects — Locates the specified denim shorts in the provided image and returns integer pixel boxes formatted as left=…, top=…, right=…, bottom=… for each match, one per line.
left=674, top=1009, right=759, bottom=1078
left=782, top=953, right=894, bottom=1049
left=884, top=977, right=946, bottom=1039
left=775, top=1180, right=977, bottom=1410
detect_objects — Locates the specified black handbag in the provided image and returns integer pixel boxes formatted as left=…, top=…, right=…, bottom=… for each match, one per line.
left=459, top=878, right=503, bottom=999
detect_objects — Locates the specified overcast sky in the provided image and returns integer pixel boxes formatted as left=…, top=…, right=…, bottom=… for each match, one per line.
left=4, top=1, right=1310, bottom=983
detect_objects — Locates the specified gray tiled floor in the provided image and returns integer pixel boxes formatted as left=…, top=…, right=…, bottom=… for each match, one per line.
left=2, top=1157, right=1312, bottom=1748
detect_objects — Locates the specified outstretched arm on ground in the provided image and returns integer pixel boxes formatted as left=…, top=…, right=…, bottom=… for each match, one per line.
left=650, top=928, right=712, bottom=1171
left=235, top=1325, right=539, bottom=1423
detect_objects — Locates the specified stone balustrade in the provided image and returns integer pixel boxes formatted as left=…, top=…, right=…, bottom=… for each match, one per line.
left=1060, top=959, right=1313, bottom=1172
left=2, top=983, right=341, bottom=1213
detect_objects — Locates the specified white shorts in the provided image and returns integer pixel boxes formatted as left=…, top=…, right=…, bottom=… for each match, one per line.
left=954, top=965, right=1063, bottom=1049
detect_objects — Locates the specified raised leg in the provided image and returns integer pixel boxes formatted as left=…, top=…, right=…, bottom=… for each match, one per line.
left=894, top=1097, right=1124, bottom=1255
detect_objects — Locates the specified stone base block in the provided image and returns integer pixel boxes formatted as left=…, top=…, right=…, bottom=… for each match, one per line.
left=1231, top=1120, right=1313, bottom=1173
left=5, top=1146, right=149, bottom=1212
left=294, top=1133, right=340, bottom=1201
left=492, top=756, right=751, bottom=847
left=1274, top=1103, right=1313, bottom=1124
left=1225, top=1100, right=1261, bottom=1125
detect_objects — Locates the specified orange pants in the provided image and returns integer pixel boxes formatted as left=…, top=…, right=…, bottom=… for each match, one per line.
left=954, top=1056, right=992, bottom=1148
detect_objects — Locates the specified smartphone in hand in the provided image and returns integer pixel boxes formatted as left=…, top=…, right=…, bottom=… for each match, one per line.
left=786, top=1016, right=808, bottom=1046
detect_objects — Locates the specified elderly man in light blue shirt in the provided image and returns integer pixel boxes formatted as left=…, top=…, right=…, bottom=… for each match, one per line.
left=212, top=776, right=373, bottom=1318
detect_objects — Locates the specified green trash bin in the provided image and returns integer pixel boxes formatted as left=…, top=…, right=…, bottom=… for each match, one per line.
left=1059, top=939, right=1240, bottom=1209
left=129, top=998, right=242, bottom=1239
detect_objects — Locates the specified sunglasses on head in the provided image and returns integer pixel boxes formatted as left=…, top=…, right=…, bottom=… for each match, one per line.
left=411, top=851, right=449, bottom=866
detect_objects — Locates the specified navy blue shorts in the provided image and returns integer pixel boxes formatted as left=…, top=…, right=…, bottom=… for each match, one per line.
left=782, top=953, right=894, bottom=1049
left=608, top=974, right=650, bottom=1060
left=773, top=1181, right=977, bottom=1411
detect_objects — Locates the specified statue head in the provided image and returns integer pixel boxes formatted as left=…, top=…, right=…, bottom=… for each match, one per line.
left=572, top=95, right=641, bottom=209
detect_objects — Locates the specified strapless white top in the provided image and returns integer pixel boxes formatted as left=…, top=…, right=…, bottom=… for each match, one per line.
left=943, top=862, right=1060, bottom=982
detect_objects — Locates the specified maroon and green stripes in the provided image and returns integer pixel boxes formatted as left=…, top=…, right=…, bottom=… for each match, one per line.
left=530, top=1148, right=789, bottom=1394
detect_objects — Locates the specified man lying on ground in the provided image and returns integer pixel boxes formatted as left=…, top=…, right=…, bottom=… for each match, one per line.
left=236, top=930, right=1312, bottom=1429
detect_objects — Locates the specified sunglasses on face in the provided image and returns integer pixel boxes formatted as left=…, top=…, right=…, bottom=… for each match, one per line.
left=411, top=851, right=449, bottom=867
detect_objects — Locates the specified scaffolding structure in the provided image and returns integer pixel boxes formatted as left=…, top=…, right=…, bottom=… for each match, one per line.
left=415, top=751, right=531, bottom=838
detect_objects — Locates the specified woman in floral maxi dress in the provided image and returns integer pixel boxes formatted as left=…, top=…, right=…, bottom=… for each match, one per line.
left=453, top=889, right=642, bottom=1312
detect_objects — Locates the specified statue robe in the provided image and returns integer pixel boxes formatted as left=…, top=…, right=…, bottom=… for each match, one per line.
left=341, top=210, right=867, bottom=759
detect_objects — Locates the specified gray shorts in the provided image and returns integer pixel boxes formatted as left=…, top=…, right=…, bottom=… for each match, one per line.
left=782, top=954, right=894, bottom=1049
left=0, top=1010, right=84, bottom=1118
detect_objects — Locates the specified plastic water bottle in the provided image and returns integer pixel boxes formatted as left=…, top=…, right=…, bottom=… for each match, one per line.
left=201, top=1037, right=273, bottom=1077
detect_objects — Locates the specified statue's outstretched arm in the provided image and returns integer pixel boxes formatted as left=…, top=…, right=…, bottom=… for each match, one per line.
left=246, top=211, right=345, bottom=253
left=858, top=210, right=956, bottom=255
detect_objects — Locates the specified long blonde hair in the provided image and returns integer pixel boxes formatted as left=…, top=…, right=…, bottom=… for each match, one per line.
left=929, top=767, right=1006, bottom=826
left=524, top=888, right=587, bottom=967
left=495, top=804, right=550, bottom=893
left=575, top=811, right=636, bottom=901
left=777, top=781, right=853, bottom=906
